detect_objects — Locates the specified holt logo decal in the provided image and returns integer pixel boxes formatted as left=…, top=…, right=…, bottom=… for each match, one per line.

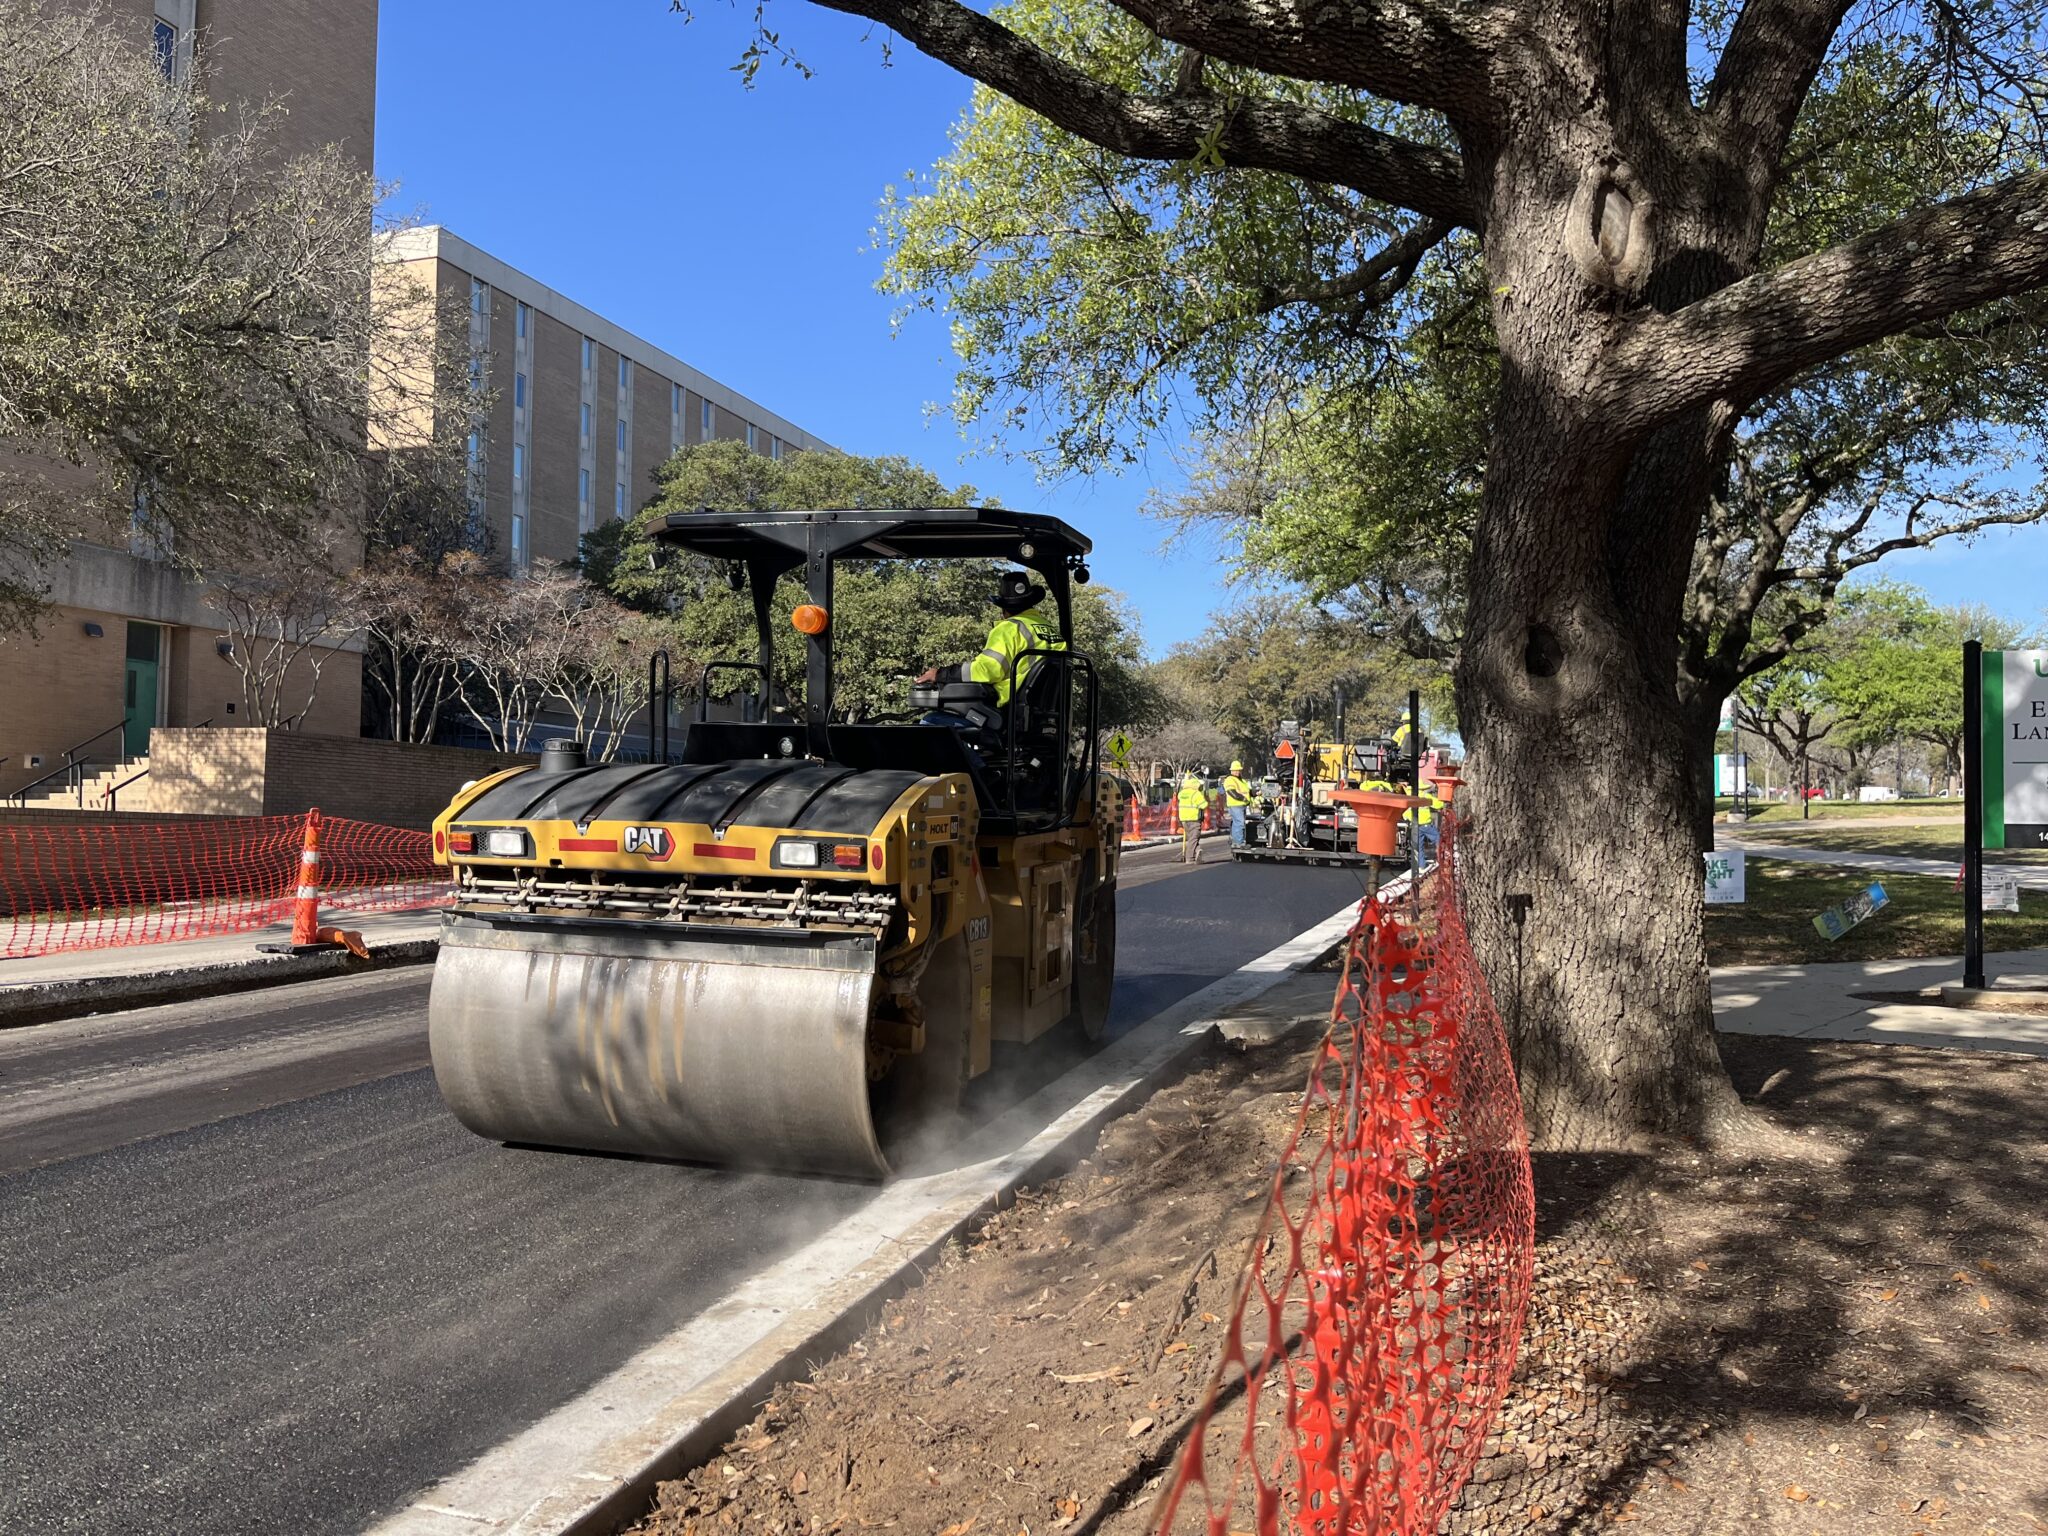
left=623, top=825, right=674, bottom=861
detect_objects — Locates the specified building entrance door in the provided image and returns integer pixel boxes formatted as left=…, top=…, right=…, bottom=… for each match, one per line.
left=123, top=622, right=161, bottom=757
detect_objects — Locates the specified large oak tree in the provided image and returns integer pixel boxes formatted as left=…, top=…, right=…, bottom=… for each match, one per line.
left=741, top=0, right=2048, bottom=1148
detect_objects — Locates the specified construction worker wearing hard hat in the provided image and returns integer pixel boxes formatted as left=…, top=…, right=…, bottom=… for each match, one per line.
left=1409, top=780, right=1445, bottom=864
left=916, top=569, right=1066, bottom=709
left=1177, top=769, right=1208, bottom=863
left=1222, top=760, right=1253, bottom=848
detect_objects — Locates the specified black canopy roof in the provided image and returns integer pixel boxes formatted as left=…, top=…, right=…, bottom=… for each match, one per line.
left=654, top=506, right=1090, bottom=564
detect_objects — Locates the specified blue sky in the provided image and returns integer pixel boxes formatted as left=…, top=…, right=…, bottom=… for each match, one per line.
left=375, top=3, right=2046, bottom=656
left=375, top=0, right=1226, bottom=655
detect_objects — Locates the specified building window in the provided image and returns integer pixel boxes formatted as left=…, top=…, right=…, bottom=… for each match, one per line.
left=153, top=19, right=178, bottom=78
left=581, top=337, right=594, bottom=373
left=466, top=430, right=481, bottom=470
left=510, top=513, right=528, bottom=571
left=745, top=423, right=757, bottom=452
left=617, top=420, right=627, bottom=451
left=672, top=382, right=682, bottom=415
left=512, top=443, right=525, bottom=489
left=580, top=402, right=591, bottom=442
left=701, top=398, right=714, bottom=437
left=770, top=436, right=782, bottom=460
left=579, top=467, right=590, bottom=504
left=471, top=277, right=487, bottom=315
left=467, top=358, right=484, bottom=395
left=615, top=482, right=627, bottom=517
left=514, top=372, right=527, bottom=410
left=619, top=356, right=630, bottom=389
left=516, top=303, right=529, bottom=339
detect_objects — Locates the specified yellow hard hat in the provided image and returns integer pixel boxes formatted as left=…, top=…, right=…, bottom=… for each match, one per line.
left=1231, top=760, right=1242, bottom=772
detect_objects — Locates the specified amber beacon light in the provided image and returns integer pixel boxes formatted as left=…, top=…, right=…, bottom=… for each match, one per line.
left=791, top=604, right=829, bottom=635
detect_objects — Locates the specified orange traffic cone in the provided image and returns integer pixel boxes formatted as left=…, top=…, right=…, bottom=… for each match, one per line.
left=258, top=809, right=351, bottom=955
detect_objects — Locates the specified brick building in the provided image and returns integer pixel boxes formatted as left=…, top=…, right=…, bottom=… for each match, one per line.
left=374, top=226, right=832, bottom=570
left=0, top=1, right=379, bottom=801
left=3, top=7, right=827, bottom=807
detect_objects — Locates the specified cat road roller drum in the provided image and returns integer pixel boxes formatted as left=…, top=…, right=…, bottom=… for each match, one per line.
left=426, top=506, right=1123, bottom=1179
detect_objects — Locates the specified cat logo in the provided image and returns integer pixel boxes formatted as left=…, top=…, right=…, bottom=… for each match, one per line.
left=623, top=825, right=674, bottom=862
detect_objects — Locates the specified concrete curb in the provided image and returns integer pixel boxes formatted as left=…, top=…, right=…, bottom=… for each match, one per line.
left=1939, top=985, right=2048, bottom=1016
left=366, top=893, right=1375, bottom=1536
left=0, top=937, right=439, bottom=1030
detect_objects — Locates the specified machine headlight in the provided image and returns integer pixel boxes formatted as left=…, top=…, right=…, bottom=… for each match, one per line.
left=776, top=840, right=821, bottom=868
left=477, top=828, right=531, bottom=858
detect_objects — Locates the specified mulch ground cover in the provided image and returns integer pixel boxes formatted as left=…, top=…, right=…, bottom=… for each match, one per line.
left=627, top=1021, right=2048, bottom=1536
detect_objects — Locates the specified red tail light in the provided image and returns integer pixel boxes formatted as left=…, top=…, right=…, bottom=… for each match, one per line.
left=447, top=831, right=476, bottom=854
left=832, top=844, right=864, bottom=869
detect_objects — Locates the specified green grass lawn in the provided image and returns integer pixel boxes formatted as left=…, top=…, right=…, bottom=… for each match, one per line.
left=1715, top=796, right=1962, bottom=822
left=1705, top=858, right=2048, bottom=965
left=1723, top=819, right=2048, bottom=865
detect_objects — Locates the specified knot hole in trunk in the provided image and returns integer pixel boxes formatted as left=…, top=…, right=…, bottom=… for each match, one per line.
left=1565, top=161, right=1655, bottom=296
left=1524, top=623, right=1564, bottom=679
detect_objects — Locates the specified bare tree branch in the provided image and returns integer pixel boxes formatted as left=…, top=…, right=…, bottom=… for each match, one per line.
left=806, top=0, right=1481, bottom=227
left=1613, top=167, right=2048, bottom=424
left=1105, top=0, right=1495, bottom=114
left=1709, top=0, right=1859, bottom=189
left=1252, top=217, right=1450, bottom=314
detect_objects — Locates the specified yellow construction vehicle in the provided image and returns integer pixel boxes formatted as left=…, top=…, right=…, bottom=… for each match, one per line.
left=425, top=507, right=1121, bottom=1178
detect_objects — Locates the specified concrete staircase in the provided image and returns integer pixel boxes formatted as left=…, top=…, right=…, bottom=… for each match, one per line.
left=9, top=754, right=152, bottom=813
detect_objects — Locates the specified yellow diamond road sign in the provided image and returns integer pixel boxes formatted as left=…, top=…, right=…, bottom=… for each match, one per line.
left=1106, top=730, right=1133, bottom=767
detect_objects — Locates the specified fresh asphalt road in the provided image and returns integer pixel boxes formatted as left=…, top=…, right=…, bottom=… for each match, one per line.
left=0, top=841, right=1373, bottom=1535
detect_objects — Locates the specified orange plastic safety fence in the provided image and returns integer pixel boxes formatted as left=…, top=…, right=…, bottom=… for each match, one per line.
left=1154, top=819, right=1535, bottom=1535
left=0, top=812, right=450, bottom=960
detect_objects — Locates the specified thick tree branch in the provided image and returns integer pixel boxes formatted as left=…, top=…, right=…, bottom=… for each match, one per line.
left=808, top=0, right=1481, bottom=227
left=1708, top=0, right=1856, bottom=185
left=1252, top=218, right=1449, bottom=313
left=1107, top=0, right=1493, bottom=115
left=1612, top=169, right=2048, bottom=423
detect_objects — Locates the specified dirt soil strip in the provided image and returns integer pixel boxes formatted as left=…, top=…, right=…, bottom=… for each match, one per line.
left=366, top=897, right=1372, bottom=1536
left=626, top=1035, right=2048, bottom=1536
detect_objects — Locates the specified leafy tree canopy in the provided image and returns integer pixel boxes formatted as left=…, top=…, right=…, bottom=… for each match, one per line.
left=0, top=0, right=460, bottom=625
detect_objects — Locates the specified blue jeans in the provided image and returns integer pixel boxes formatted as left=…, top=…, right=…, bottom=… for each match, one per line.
left=1415, top=821, right=1441, bottom=864
left=1229, top=806, right=1246, bottom=846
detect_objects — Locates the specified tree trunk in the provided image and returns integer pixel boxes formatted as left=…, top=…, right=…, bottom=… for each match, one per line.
left=1451, top=122, right=1756, bottom=1150
left=1457, top=372, right=1745, bottom=1149
left=1679, top=689, right=1728, bottom=852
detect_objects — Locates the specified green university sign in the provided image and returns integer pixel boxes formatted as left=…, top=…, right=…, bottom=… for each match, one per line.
left=1979, top=648, right=2048, bottom=850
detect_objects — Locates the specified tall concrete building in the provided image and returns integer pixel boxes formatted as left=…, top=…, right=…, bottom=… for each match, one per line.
left=1, top=1, right=380, bottom=801
left=375, top=227, right=832, bottom=572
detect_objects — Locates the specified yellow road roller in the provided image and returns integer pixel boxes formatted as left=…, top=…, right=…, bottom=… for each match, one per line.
left=426, top=507, right=1122, bottom=1178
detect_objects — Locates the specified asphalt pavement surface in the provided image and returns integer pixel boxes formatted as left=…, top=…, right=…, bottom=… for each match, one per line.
left=0, top=840, right=1372, bottom=1535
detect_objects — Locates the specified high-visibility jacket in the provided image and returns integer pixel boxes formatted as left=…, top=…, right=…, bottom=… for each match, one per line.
left=1407, top=787, right=1442, bottom=825
left=968, top=603, right=1065, bottom=707
left=1222, top=774, right=1252, bottom=808
left=1391, top=721, right=1418, bottom=754
left=1176, top=776, right=1207, bottom=822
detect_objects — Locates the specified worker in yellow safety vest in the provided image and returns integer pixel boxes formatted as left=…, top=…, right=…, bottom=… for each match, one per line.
left=1177, top=770, right=1208, bottom=863
left=1222, top=760, right=1253, bottom=848
left=918, top=569, right=1066, bottom=709
left=1408, top=782, right=1445, bottom=863
left=1391, top=718, right=1421, bottom=759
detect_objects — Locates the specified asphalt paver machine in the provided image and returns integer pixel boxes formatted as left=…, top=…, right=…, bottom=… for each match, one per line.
left=425, top=507, right=1122, bottom=1178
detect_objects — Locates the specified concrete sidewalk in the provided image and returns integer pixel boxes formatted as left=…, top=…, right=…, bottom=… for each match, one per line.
left=1715, top=947, right=2048, bottom=1056
left=0, top=908, right=443, bottom=1026
left=1723, top=836, right=2048, bottom=890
